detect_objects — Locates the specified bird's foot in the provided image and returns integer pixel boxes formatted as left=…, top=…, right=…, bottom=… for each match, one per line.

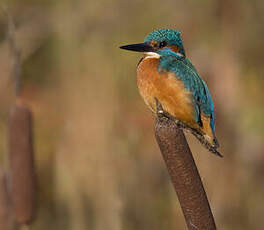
left=157, top=109, right=164, bottom=115
left=155, top=98, right=167, bottom=120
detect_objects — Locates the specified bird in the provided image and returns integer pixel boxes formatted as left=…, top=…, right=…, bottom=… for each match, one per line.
left=120, top=29, right=222, bottom=157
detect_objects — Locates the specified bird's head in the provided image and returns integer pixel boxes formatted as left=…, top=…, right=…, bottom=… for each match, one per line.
left=120, top=29, right=185, bottom=58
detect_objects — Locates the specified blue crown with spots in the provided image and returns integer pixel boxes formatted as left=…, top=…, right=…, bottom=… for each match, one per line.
left=144, top=29, right=185, bottom=56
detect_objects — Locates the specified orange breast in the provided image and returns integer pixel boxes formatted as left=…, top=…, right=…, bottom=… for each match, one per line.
left=137, top=57, right=198, bottom=129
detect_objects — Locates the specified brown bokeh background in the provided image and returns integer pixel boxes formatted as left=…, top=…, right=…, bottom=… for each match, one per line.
left=0, top=0, right=264, bottom=229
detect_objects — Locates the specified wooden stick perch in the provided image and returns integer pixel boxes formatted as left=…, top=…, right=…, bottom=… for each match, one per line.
left=155, top=104, right=217, bottom=230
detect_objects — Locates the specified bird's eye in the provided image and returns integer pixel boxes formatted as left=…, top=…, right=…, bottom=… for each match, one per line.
left=159, top=41, right=167, bottom=48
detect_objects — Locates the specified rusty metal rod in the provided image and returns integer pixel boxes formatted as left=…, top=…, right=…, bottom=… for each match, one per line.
left=155, top=116, right=216, bottom=230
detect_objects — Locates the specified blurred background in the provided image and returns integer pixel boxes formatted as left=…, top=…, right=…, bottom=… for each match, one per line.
left=0, top=0, right=264, bottom=229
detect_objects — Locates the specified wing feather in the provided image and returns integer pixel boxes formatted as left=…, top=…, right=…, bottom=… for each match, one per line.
left=159, top=55, right=215, bottom=132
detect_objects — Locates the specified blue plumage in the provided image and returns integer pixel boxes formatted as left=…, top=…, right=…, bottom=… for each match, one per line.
left=144, top=29, right=186, bottom=56
left=156, top=48, right=215, bottom=134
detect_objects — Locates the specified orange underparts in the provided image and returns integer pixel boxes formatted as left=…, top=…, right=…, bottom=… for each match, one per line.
left=137, top=57, right=215, bottom=144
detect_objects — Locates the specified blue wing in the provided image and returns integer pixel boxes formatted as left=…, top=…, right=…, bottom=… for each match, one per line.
left=158, top=55, right=216, bottom=133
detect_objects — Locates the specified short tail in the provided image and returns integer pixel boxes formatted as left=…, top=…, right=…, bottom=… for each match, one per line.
left=175, top=120, right=223, bottom=157
left=207, top=135, right=219, bottom=149
left=179, top=124, right=223, bottom=157
left=200, top=134, right=222, bottom=157
left=201, top=134, right=222, bottom=157
left=213, top=136, right=219, bottom=149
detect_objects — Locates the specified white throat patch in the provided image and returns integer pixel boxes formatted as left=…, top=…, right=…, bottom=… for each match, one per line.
left=143, top=52, right=161, bottom=60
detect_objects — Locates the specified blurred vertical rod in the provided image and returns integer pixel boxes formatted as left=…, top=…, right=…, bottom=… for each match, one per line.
left=2, top=5, right=21, bottom=96
left=8, top=102, right=36, bottom=224
left=155, top=116, right=216, bottom=230
left=0, top=169, right=12, bottom=230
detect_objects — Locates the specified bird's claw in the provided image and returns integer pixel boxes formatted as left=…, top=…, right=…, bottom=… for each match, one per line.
left=155, top=98, right=166, bottom=119
left=157, top=110, right=164, bottom=115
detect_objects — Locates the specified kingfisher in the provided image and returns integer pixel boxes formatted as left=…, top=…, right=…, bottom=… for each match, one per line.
left=120, top=29, right=222, bottom=157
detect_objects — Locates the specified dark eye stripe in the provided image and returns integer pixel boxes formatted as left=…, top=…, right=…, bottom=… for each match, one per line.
left=159, top=41, right=167, bottom=48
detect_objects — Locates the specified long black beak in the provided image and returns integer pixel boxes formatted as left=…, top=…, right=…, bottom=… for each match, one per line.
left=120, top=42, right=154, bottom=52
